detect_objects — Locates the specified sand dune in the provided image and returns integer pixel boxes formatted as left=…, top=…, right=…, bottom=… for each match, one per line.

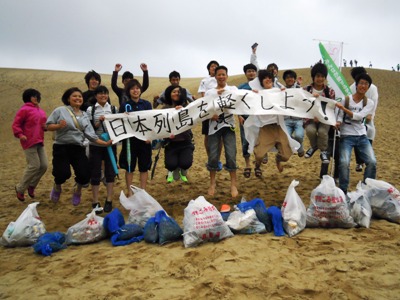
left=0, top=67, right=400, bottom=299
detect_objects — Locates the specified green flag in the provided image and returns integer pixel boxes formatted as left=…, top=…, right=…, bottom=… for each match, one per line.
left=319, top=42, right=352, bottom=98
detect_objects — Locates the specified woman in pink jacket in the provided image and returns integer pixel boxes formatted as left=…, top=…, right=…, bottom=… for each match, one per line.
left=12, top=89, right=48, bottom=201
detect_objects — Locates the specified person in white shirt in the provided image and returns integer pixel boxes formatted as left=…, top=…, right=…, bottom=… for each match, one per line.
left=205, top=66, right=238, bottom=198
left=198, top=61, right=220, bottom=163
left=246, top=70, right=299, bottom=177
left=349, top=67, right=379, bottom=172
left=335, top=73, right=377, bottom=194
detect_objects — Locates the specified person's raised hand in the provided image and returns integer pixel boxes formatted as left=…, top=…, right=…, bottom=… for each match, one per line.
left=115, top=63, right=122, bottom=72
left=140, top=63, right=148, bottom=71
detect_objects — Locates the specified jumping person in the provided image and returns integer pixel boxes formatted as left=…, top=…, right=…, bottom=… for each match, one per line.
left=238, top=63, right=258, bottom=178
left=12, top=89, right=48, bottom=202
left=46, top=87, right=112, bottom=208
left=283, top=70, right=305, bottom=157
left=247, top=70, right=299, bottom=177
left=303, top=63, right=335, bottom=164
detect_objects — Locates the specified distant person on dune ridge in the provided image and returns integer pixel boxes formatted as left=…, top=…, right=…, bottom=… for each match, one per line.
left=112, top=63, right=149, bottom=105
left=12, top=88, right=48, bottom=202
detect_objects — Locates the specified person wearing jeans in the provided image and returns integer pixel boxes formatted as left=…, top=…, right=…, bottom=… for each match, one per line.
left=205, top=66, right=238, bottom=198
left=335, top=73, right=376, bottom=194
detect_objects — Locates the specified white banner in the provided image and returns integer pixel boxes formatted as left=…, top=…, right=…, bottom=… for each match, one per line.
left=321, top=42, right=343, bottom=68
left=104, top=88, right=337, bottom=143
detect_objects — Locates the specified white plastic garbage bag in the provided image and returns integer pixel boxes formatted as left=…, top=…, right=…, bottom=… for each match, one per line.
left=183, top=196, right=233, bottom=247
left=281, top=180, right=307, bottom=237
left=120, top=185, right=165, bottom=228
left=1, top=202, right=46, bottom=247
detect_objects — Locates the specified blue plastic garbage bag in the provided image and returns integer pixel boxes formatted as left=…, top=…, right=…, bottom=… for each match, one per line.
left=237, top=198, right=273, bottom=232
left=155, top=210, right=183, bottom=245
left=267, top=206, right=285, bottom=236
left=33, top=232, right=66, bottom=256
left=143, top=216, right=158, bottom=244
left=117, top=224, right=143, bottom=241
left=144, top=210, right=183, bottom=245
left=103, top=208, right=143, bottom=246
left=103, top=208, right=125, bottom=234
left=220, top=212, right=231, bottom=221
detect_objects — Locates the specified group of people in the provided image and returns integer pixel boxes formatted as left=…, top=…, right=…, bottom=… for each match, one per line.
left=343, top=59, right=358, bottom=68
left=12, top=45, right=379, bottom=213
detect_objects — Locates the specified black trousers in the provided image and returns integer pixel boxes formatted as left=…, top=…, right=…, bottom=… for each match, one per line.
left=164, top=141, right=194, bottom=171
left=89, top=145, right=116, bottom=185
left=52, top=144, right=90, bottom=185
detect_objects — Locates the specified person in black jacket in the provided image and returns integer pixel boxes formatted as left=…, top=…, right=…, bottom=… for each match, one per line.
left=111, top=63, right=149, bottom=105
left=81, top=70, right=101, bottom=111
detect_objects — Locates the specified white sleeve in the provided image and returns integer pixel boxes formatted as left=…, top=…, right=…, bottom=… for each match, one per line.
left=352, top=99, right=374, bottom=121
left=250, top=53, right=259, bottom=71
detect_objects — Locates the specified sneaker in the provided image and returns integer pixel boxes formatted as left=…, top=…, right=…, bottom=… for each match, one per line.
left=297, top=149, right=305, bottom=157
left=320, top=151, right=330, bottom=164
left=179, top=170, right=188, bottom=183
left=104, top=200, right=113, bottom=213
left=217, top=161, right=223, bottom=171
left=50, top=187, right=61, bottom=203
left=355, top=164, right=363, bottom=172
left=27, top=186, right=35, bottom=198
left=92, top=203, right=103, bottom=215
left=304, top=147, right=317, bottom=158
left=166, top=171, right=174, bottom=183
left=72, top=192, right=81, bottom=206
left=15, top=186, right=25, bottom=202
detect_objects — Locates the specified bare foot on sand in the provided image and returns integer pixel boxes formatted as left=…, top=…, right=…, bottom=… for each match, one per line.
left=231, top=185, right=238, bottom=198
left=208, top=185, right=216, bottom=197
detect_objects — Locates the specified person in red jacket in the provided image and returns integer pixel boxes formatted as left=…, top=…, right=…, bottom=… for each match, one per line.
left=12, top=89, right=48, bottom=201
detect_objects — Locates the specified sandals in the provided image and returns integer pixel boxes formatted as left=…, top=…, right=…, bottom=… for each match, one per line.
left=254, top=167, right=262, bottom=178
left=243, top=168, right=251, bottom=178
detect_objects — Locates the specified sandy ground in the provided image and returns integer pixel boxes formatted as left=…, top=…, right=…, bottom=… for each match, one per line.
left=0, top=68, right=400, bottom=299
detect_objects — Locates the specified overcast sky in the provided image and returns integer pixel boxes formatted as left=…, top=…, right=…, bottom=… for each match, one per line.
left=1, top=0, right=399, bottom=78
